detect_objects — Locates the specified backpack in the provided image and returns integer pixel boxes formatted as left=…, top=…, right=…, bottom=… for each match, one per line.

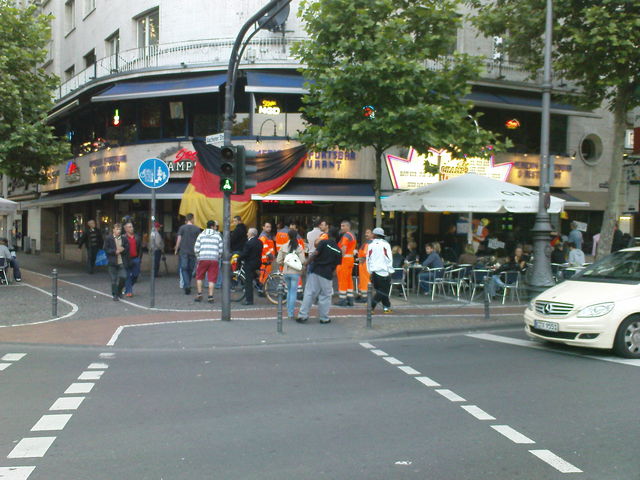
left=284, top=252, right=302, bottom=270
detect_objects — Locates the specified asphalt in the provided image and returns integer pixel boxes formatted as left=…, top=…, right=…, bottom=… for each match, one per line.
left=0, top=252, right=528, bottom=347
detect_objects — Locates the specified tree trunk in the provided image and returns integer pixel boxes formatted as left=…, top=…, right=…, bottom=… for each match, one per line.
left=374, top=148, right=383, bottom=228
left=596, top=86, right=631, bottom=260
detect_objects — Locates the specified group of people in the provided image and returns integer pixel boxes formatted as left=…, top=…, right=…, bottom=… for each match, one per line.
left=0, top=237, right=21, bottom=283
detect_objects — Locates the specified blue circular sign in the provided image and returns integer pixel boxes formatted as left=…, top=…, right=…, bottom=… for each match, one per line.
left=138, top=158, right=170, bottom=189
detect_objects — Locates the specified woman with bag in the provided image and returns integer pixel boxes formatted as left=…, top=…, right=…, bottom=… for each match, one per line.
left=276, top=229, right=306, bottom=320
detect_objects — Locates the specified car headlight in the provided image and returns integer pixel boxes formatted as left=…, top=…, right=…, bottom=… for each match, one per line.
left=577, top=302, right=614, bottom=318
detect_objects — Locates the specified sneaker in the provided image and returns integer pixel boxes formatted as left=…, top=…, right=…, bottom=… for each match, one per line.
left=355, top=297, right=367, bottom=303
left=194, top=294, right=202, bottom=302
left=335, top=299, right=349, bottom=307
left=185, top=287, right=191, bottom=295
left=112, top=295, right=119, bottom=301
left=347, top=298, right=354, bottom=306
left=207, top=296, right=214, bottom=303
left=319, top=318, right=331, bottom=324
left=383, top=307, right=393, bottom=314
left=125, top=293, right=133, bottom=298
left=295, top=317, right=308, bottom=323
left=15, top=278, right=22, bottom=282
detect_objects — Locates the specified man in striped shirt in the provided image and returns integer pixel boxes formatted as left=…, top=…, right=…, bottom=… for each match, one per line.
left=194, top=220, right=223, bottom=303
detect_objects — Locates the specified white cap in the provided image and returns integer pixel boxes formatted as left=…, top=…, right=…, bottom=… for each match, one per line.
left=372, top=227, right=385, bottom=237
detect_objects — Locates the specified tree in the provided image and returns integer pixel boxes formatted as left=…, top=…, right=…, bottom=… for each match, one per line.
left=468, top=0, right=640, bottom=258
left=0, top=1, right=69, bottom=185
left=293, top=0, right=504, bottom=227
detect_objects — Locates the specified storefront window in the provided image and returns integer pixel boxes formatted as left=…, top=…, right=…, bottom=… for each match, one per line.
left=163, top=101, right=186, bottom=138
left=139, top=101, right=162, bottom=139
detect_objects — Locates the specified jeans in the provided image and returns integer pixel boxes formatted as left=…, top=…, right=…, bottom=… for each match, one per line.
left=125, top=257, right=141, bottom=294
left=284, top=273, right=300, bottom=318
left=179, top=253, right=196, bottom=290
left=371, top=272, right=391, bottom=309
left=298, top=273, right=333, bottom=321
left=418, top=271, right=436, bottom=293
left=108, top=264, right=127, bottom=297
left=9, top=257, right=21, bottom=281
left=487, top=275, right=505, bottom=298
left=153, top=249, right=162, bottom=276
left=86, top=246, right=99, bottom=273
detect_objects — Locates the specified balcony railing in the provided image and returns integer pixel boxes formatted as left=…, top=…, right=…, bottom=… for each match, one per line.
left=55, top=36, right=305, bottom=101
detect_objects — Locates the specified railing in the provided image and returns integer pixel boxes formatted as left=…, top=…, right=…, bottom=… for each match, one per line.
left=55, top=36, right=306, bottom=101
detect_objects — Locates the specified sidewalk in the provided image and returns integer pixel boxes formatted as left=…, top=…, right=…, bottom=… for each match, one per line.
left=0, top=253, right=527, bottom=347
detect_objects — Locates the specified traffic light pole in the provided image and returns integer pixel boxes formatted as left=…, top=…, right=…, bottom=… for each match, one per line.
left=221, top=0, right=291, bottom=321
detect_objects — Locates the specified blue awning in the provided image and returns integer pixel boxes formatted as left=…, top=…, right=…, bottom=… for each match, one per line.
left=252, top=180, right=375, bottom=202
left=464, top=91, right=597, bottom=117
left=92, top=74, right=227, bottom=102
left=114, top=179, right=189, bottom=200
left=22, top=183, right=131, bottom=208
left=245, top=72, right=311, bottom=94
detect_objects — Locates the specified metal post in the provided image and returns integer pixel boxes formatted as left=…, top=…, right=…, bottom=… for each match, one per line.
left=366, top=282, right=373, bottom=328
left=52, top=268, right=58, bottom=317
left=484, top=275, right=490, bottom=320
left=529, top=0, right=555, bottom=291
left=276, top=282, right=284, bottom=334
left=150, top=188, right=156, bottom=308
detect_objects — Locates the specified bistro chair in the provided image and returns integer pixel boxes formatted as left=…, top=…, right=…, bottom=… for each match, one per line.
left=0, top=257, right=9, bottom=285
left=441, top=266, right=466, bottom=300
left=388, top=267, right=408, bottom=301
left=497, top=270, right=522, bottom=304
left=417, top=266, right=445, bottom=300
left=470, top=268, right=491, bottom=302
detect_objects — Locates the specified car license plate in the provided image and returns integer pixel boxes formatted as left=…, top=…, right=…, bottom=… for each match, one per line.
left=534, top=319, right=559, bottom=332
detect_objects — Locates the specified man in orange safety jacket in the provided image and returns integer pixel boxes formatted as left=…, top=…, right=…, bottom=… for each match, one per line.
left=258, top=221, right=275, bottom=285
left=335, top=220, right=357, bottom=306
left=355, top=228, right=373, bottom=303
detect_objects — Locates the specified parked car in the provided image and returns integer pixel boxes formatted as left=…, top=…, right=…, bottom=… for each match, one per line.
left=524, top=248, right=640, bottom=358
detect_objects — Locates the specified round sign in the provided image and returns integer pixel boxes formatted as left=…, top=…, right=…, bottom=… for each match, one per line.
left=138, top=158, right=170, bottom=189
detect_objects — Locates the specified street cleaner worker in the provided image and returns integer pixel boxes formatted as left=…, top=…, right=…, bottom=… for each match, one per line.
left=336, top=220, right=357, bottom=306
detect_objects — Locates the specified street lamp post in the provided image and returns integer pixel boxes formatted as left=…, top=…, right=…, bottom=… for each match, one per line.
left=528, top=0, right=555, bottom=291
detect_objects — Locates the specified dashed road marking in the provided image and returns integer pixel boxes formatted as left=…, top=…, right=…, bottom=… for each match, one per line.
left=49, top=397, right=85, bottom=411
left=398, top=366, right=420, bottom=375
left=461, top=405, right=496, bottom=421
left=529, top=449, right=582, bottom=473
left=435, top=389, right=466, bottom=402
left=99, top=352, right=115, bottom=359
left=64, top=382, right=94, bottom=394
left=31, top=414, right=72, bottom=432
left=1, top=354, right=26, bottom=362
left=87, top=363, right=108, bottom=369
left=0, top=364, right=10, bottom=371
left=0, top=466, right=36, bottom=479
left=383, top=356, right=403, bottom=365
left=8, top=438, right=56, bottom=459
left=415, top=376, right=441, bottom=387
left=491, top=425, right=535, bottom=444
left=359, top=343, right=375, bottom=349
left=78, top=371, right=103, bottom=381
left=370, top=349, right=388, bottom=356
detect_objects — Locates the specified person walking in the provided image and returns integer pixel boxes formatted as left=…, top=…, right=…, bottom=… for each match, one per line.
left=335, top=220, right=357, bottom=306
left=103, top=223, right=129, bottom=301
left=276, top=229, right=306, bottom=320
left=355, top=228, right=372, bottom=303
left=230, top=215, right=248, bottom=253
left=239, top=227, right=263, bottom=305
left=77, top=219, right=102, bottom=274
left=366, top=227, right=394, bottom=314
left=149, top=222, right=164, bottom=277
left=194, top=220, right=223, bottom=303
left=296, top=227, right=342, bottom=324
left=123, top=221, right=143, bottom=297
left=174, top=213, right=201, bottom=295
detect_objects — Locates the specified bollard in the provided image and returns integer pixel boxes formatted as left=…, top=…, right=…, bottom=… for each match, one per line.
left=52, top=268, right=58, bottom=318
left=366, top=282, right=373, bottom=329
left=483, top=275, right=490, bottom=320
left=276, top=281, right=284, bottom=334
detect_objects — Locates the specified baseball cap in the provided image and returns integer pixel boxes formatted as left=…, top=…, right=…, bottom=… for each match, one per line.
left=153, top=222, right=162, bottom=229
left=372, top=227, right=386, bottom=237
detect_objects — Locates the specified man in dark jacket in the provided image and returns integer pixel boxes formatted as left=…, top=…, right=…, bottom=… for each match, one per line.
left=230, top=215, right=248, bottom=253
left=103, top=223, right=129, bottom=301
left=296, top=227, right=342, bottom=324
left=239, top=227, right=262, bottom=305
left=77, top=219, right=102, bottom=273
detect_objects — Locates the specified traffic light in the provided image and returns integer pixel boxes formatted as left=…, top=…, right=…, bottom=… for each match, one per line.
left=219, top=146, right=235, bottom=193
left=235, top=146, right=258, bottom=194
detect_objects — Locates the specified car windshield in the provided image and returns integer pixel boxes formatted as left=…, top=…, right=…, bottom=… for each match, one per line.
left=574, top=250, right=640, bottom=283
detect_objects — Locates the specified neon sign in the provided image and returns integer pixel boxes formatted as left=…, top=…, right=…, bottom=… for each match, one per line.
left=505, top=118, right=521, bottom=130
left=257, top=99, right=281, bottom=115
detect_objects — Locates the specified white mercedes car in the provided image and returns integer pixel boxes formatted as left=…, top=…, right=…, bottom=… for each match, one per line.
left=524, top=247, right=640, bottom=358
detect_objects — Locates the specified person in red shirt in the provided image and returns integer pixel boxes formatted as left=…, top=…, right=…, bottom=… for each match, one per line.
left=123, top=221, right=143, bottom=297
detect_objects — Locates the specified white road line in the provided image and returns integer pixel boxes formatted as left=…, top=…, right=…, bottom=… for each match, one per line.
left=64, top=383, right=94, bottom=394
left=370, top=349, right=388, bottom=356
left=467, top=332, right=640, bottom=367
left=0, top=364, right=10, bottom=371
left=529, top=449, right=582, bottom=473
left=0, top=283, right=79, bottom=328
left=78, top=371, right=103, bottom=381
left=461, top=405, right=496, bottom=421
left=1, top=354, right=26, bottom=361
left=49, top=397, right=85, bottom=411
left=435, top=389, right=466, bottom=402
left=99, top=353, right=115, bottom=359
left=87, top=363, right=109, bottom=369
left=31, top=414, right=72, bottom=432
left=7, top=438, right=56, bottom=458
left=359, top=343, right=375, bottom=349
left=398, top=366, right=421, bottom=375
left=415, top=376, right=441, bottom=387
left=106, top=326, right=124, bottom=347
left=491, top=425, right=535, bottom=444
left=383, top=356, right=403, bottom=365
left=0, top=466, right=36, bottom=479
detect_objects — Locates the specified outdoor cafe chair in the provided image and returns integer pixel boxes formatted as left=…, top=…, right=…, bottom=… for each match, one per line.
left=0, top=257, right=9, bottom=285
left=388, top=267, right=408, bottom=301
left=497, top=270, right=522, bottom=304
left=441, top=266, right=467, bottom=300
left=417, top=266, right=445, bottom=300
left=470, top=268, right=491, bottom=301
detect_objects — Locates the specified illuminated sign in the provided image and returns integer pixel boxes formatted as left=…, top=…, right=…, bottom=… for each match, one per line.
left=505, top=118, right=521, bottom=130
left=112, top=109, right=120, bottom=126
left=257, top=99, right=281, bottom=115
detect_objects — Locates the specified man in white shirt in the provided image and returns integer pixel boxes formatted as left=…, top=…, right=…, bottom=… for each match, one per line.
left=307, top=219, right=328, bottom=256
left=366, top=227, right=393, bottom=314
left=568, top=242, right=586, bottom=267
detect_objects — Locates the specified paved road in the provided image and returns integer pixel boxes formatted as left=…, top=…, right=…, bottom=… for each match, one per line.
left=1, top=328, right=638, bottom=479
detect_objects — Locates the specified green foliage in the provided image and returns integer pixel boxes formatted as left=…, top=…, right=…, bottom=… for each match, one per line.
left=293, top=0, right=505, bottom=158
left=0, top=1, right=69, bottom=184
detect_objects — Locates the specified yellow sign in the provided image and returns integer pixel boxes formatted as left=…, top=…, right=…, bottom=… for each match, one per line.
left=257, top=99, right=281, bottom=115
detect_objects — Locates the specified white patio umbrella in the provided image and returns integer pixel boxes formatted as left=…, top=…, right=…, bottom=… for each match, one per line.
left=0, top=197, right=18, bottom=214
left=382, top=173, right=564, bottom=244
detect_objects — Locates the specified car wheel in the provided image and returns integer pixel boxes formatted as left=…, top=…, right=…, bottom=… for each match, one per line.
left=613, top=315, right=640, bottom=358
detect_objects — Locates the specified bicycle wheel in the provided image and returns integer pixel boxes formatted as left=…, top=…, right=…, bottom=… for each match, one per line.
left=264, top=273, right=285, bottom=305
left=229, top=270, right=246, bottom=302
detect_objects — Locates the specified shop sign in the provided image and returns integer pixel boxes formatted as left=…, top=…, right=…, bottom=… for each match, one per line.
left=90, top=155, right=127, bottom=175
left=65, top=160, right=81, bottom=183
left=257, top=99, right=281, bottom=115
left=509, top=155, right=572, bottom=188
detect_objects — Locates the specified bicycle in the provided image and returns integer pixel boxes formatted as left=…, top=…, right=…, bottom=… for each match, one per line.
left=230, top=264, right=287, bottom=304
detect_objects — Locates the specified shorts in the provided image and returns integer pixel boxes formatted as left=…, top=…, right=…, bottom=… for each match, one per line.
left=195, top=259, right=219, bottom=282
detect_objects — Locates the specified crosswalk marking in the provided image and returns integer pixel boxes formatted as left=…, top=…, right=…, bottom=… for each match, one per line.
left=461, top=405, right=496, bottom=420
left=49, top=397, right=85, bottom=411
left=491, top=425, right=535, bottom=444
left=0, top=466, right=36, bottom=479
left=8, top=438, right=56, bottom=459
left=398, top=366, right=421, bottom=375
left=1, top=354, right=26, bottom=362
left=0, top=364, right=10, bottom=371
left=529, top=449, right=583, bottom=473
left=87, top=363, right=109, bottom=369
left=31, top=415, right=72, bottom=432
left=370, top=349, right=388, bottom=356
left=383, top=356, right=403, bottom=365
left=435, top=389, right=466, bottom=402
left=64, top=383, right=94, bottom=394
left=78, top=371, right=103, bottom=381
left=415, top=376, right=441, bottom=387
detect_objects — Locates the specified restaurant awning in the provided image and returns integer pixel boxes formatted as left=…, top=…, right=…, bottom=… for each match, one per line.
left=245, top=72, right=310, bottom=95
left=465, top=91, right=598, bottom=117
left=560, top=190, right=609, bottom=211
left=252, top=180, right=375, bottom=202
left=21, top=183, right=131, bottom=209
left=114, top=179, right=190, bottom=200
left=92, top=74, right=227, bottom=102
